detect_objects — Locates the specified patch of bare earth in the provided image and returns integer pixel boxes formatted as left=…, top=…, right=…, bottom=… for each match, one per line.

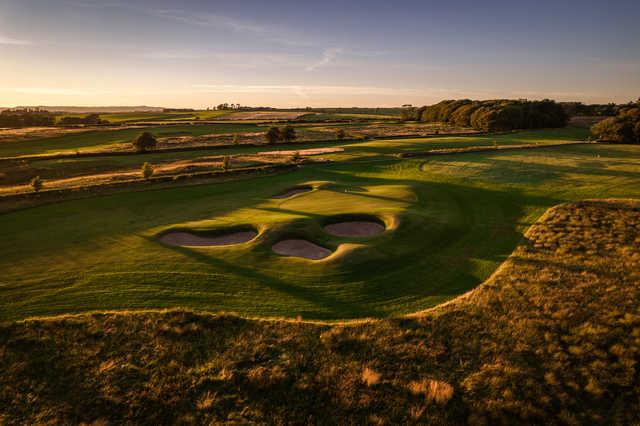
left=218, top=111, right=309, bottom=120
left=272, top=239, right=332, bottom=260
left=159, top=230, right=257, bottom=246
left=0, top=157, right=273, bottom=195
left=324, top=221, right=385, bottom=237
left=260, top=147, right=343, bottom=156
left=348, top=123, right=477, bottom=138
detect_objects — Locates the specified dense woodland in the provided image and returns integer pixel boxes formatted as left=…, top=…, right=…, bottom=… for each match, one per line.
left=58, top=114, right=108, bottom=125
left=591, top=100, right=640, bottom=143
left=560, top=102, right=618, bottom=117
left=0, top=109, right=55, bottom=127
left=401, top=99, right=569, bottom=131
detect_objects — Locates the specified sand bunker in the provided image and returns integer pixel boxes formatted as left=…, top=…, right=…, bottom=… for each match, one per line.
left=272, top=185, right=313, bottom=199
left=324, top=221, right=385, bottom=237
left=272, top=239, right=332, bottom=260
left=159, top=230, right=257, bottom=247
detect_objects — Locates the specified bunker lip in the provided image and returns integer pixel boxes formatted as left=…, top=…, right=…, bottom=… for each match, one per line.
left=158, top=228, right=258, bottom=247
left=271, top=185, right=313, bottom=199
left=323, top=214, right=386, bottom=237
left=272, top=239, right=332, bottom=260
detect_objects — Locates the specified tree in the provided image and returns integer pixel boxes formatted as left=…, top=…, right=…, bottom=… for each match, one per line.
left=418, top=99, right=568, bottom=131
left=336, top=129, right=346, bottom=140
left=141, top=162, right=154, bottom=179
left=281, top=125, right=296, bottom=142
left=222, top=156, right=230, bottom=171
left=31, top=176, right=43, bottom=192
left=265, top=127, right=281, bottom=144
left=232, top=134, right=240, bottom=145
left=591, top=117, right=637, bottom=143
left=133, top=132, right=157, bottom=153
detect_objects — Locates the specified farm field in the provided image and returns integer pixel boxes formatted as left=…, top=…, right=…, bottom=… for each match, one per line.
left=0, top=123, right=266, bottom=158
left=0, top=127, right=588, bottom=192
left=1, top=128, right=638, bottom=321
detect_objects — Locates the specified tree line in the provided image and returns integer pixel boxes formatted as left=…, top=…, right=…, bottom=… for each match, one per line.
left=401, top=99, right=569, bottom=131
left=0, top=109, right=55, bottom=127
left=58, top=114, right=109, bottom=125
left=559, top=102, right=617, bottom=117
left=591, top=99, right=640, bottom=144
left=0, top=109, right=113, bottom=127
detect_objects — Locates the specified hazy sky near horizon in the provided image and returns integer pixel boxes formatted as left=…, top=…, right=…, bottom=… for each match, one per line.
left=1, top=0, right=639, bottom=107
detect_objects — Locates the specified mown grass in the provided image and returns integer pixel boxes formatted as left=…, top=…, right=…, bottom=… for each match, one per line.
left=0, top=128, right=638, bottom=321
left=1, top=200, right=638, bottom=424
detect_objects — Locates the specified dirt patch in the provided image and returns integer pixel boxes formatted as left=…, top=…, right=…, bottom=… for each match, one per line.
left=218, top=111, right=308, bottom=121
left=324, top=221, right=385, bottom=237
left=272, top=239, right=332, bottom=260
left=272, top=185, right=313, bottom=199
left=259, top=147, right=344, bottom=156
left=159, top=230, right=257, bottom=247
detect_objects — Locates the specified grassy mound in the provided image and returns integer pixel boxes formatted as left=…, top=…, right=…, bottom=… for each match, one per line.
left=1, top=200, right=638, bottom=424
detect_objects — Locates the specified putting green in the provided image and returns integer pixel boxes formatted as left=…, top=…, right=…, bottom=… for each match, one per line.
left=1, top=134, right=640, bottom=321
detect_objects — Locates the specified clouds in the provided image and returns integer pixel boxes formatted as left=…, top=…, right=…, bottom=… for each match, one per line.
left=0, top=87, right=109, bottom=96
left=147, top=8, right=317, bottom=48
left=306, top=48, right=343, bottom=71
left=193, top=84, right=424, bottom=97
left=149, top=9, right=270, bottom=35
left=0, top=35, right=31, bottom=46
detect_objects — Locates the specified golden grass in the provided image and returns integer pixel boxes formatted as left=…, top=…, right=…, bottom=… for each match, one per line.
left=408, top=379, right=454, bottom=405
left=361, top=367, right=381, bottom=386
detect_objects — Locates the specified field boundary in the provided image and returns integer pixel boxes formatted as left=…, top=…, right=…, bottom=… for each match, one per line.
left=0, top=163, right=298, bottom=213
left=0, top=128, right=516, bottom=163
left=397, top=140, right=592, bottom=158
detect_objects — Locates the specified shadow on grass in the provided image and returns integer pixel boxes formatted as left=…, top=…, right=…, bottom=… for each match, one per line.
left=159, top=241, right=380, bottom=318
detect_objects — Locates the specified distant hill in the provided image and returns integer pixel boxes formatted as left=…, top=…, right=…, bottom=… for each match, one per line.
left=5, top=106, right=165, bottom=113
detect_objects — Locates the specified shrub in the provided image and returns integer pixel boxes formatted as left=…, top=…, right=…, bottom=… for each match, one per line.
left=265, top=127, right=281, bottom=144
left=30, top=176, right=43, bottom=192
left=132, top=132, right=158, bottom=153
left=281, top=125, right=296, bottom=142
left=232, top=134, right=240, bottom=145
left=141, top=162, right=154, bottom=179
left=591, top=104, right=640, bottom=143
left=222, top=156, right=230, bottom=171
left=290, top=151, right=301, bottom=163
left=336, top=129, right=346, bottom=140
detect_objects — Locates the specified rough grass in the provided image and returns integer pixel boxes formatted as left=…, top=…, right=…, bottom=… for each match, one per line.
left=1, top=200, right=638, bottom=424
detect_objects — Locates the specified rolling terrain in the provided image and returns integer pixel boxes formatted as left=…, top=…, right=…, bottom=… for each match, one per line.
left=1, top=199, right=638, bottom=424
left=1, top=127, right=639, bottom=322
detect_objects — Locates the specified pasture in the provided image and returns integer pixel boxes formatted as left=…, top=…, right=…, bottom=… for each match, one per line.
left=0, top=122, right=265, bottom=158
left=1, top=128, right=639, bottom=321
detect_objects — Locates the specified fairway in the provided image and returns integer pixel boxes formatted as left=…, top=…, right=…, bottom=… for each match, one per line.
left=1, top=131, right=639, bottom=321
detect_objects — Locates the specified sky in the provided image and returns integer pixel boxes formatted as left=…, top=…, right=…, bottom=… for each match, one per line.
left=1, top=0, right=639, bottom=108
